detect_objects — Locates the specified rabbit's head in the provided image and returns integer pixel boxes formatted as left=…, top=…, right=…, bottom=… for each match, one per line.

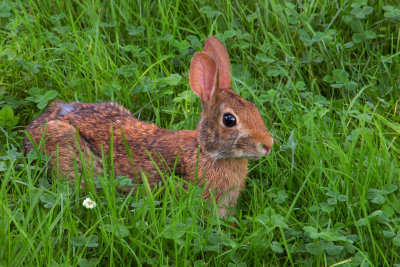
left=190, top=37, right=274, bottom=160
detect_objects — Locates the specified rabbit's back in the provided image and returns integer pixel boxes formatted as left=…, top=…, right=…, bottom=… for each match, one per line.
left=24, top=101, right=179, bottom=183
left=56, top=102, right=169, bottom=145
left=29, top=101, right=171, bottom=143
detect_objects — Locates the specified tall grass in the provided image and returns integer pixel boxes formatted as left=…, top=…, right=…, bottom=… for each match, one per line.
left=1, top=0, right=400, bottom=266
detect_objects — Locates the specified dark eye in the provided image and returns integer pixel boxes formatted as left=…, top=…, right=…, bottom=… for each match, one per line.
left=222, top=113, right=236, bottom=127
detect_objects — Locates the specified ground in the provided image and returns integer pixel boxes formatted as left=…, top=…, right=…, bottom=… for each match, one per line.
left=1, top=0, right=400, bottom=266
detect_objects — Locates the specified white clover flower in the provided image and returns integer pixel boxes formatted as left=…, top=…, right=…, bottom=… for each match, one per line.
left=82, top=197, right=97, bottom=209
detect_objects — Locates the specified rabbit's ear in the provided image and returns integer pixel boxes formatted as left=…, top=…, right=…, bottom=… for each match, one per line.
left=203, top=36, right=231, bottom=90
left=189, top=52, right=219, bottom=104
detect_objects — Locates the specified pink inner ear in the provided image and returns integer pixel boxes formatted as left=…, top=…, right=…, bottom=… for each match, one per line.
left=203, top=36, right=232, bottom=90
left=189, top=52, right=218, bottom=103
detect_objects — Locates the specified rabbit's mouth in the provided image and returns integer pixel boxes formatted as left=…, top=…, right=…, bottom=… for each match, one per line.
left=261, top=144, right=272, bottom=156
left=206, top=150, right=256, bottom=160
left=246, top=154, right=267, bottom=160
left=234, top=148, right=270, bottom=160
left=242, top=144, right=272, bottom=160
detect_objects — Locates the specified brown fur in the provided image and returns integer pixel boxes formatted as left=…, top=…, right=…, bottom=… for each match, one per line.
left=24, top=37, right=274, bottom=217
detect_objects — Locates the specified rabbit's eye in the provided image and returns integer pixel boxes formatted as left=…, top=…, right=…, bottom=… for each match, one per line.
left=223, top=113, right=236, bottom=127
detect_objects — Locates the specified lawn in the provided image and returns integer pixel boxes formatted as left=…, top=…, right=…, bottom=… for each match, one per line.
left=1, top=0, right=400, bottom=266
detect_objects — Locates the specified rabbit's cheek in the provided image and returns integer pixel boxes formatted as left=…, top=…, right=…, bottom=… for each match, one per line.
left=231, top=139, right=256, bottom=159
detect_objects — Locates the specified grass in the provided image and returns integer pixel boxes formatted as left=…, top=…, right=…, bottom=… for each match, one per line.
left=1, top=0, right=400, bottom=266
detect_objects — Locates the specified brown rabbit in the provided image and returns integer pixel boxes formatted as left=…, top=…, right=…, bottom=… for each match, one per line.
left=24, top=36, right=274, bottom=217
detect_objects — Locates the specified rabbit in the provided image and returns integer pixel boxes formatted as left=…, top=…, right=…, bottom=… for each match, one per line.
left=24, top=36, right=274, bottom=217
